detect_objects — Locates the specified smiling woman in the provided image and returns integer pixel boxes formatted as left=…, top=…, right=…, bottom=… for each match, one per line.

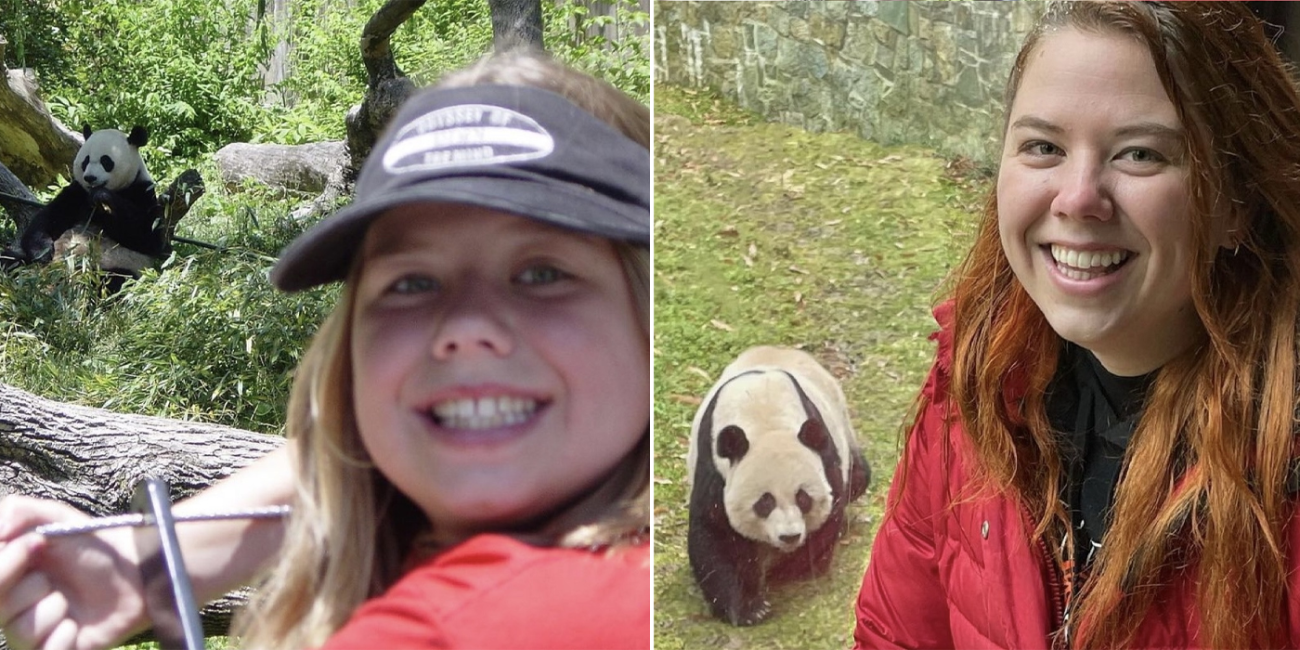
left=996, top=27, right=1198, bottom=378
left=854, top=2, right=1300, bottom=649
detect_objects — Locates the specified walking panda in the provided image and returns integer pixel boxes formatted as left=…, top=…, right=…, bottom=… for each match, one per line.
left=687, top=345, right=871, bottom=626
left=8, top=125, right=165, bottom=292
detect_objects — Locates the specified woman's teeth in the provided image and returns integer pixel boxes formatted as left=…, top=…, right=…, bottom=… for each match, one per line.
left=431, top=396, right=539, bottom=430
left=1050, top=244, right=1130, bottom=280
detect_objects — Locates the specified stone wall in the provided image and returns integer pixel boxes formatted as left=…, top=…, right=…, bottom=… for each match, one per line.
left=654, top=1, right=1043, bottom=165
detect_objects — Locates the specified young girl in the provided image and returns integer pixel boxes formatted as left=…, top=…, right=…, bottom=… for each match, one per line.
left=0, top=51, right=650, bottom=650
left=855, top=3, right=1300, bottom=649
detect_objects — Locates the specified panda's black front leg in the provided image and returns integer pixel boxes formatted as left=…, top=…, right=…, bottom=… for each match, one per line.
left=688, top=425, right=773, bottom=626
left=88, top=185, right=166, bottom=257
left=17, top=184, right=91, bottom=263
left=688, top=510, right=771, bottom=625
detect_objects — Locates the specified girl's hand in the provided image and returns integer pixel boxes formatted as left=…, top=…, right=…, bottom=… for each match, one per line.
left=0, top=495, right=147, bottom=650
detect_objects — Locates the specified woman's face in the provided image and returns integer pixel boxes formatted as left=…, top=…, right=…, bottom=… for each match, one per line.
left=997, top=28, right=1202, bottom=376
left=350, top=205, right=648, bottom=543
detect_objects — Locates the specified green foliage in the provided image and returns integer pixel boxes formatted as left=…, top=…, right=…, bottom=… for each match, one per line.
left=40, top=0, right=270, bottom=176
left=545, top=0, right=651, bottom=101
left=0, top=0, right=69, bottom=70
left=9, top=0, right=647, bottom=176
left=121, top=635, right=231, bottom=650
left=391, top=0, right=496, bottom=85
left=249, top=0, right=374, bottom=145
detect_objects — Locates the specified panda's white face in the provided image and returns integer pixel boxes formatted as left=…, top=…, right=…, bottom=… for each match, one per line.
left=715, top=420, right=834, bottom=551
left=725, top=460, right=831, bottom=551
left=74, top=129, right=151, bottom=192
left=703, top=371, right=837, bottom=551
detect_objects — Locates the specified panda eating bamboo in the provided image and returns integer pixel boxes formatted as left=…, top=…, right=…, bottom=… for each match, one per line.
left=7, top=125, right=165, bottom=292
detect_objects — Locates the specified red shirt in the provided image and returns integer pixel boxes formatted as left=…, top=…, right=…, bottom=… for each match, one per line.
left=319, top=533, right=650, bottom=649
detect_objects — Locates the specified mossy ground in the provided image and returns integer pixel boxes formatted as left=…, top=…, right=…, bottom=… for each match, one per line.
left=652, top=83, right=987, bottom=649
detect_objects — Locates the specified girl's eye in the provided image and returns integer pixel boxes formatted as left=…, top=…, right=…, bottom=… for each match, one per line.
left=388, top=274, right=438, bottom=295
left=1023, top=141, right=1063, bottom=157
left=516, top=265, right=571, bottom=286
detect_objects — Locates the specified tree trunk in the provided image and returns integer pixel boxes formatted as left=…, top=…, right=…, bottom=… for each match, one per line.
left=343, top=0, right=423, bottom=179
left=0, top=382, right=285, bottom=646
left=488, top=0, right=544, bottom=52
left=0, top=158, right=40, bottom=232
left=341, top=0, right=546, bottom=182
left=261, top=0, right=292, bottom=90
left=0, top=383, right=283, bottom=509
left=0, top=67, right=81, bottom=189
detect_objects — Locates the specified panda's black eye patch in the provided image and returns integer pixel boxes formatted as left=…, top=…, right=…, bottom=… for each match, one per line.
left=80, top=157, right=89, bottom=171
left=753, top=493, right=775, bottom=518
left=796, top=489, right=813, bottom=513
left=100, top=156, right=115, bottom=172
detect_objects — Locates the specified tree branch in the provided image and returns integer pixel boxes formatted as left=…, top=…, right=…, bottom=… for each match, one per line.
left=359, top=0, right=427, bottom=87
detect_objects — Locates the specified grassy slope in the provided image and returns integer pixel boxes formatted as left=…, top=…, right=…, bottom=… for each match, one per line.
left=652, top=84, right=984, bottom=649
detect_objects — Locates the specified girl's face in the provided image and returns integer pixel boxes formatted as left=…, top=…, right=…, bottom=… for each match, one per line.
left=997, top=28, right=1202, bottom=376
left=350, top=205, right=648, bottom=543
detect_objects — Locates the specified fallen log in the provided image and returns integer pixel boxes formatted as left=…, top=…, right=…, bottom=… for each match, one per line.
left=0, top=382, right=285, bottom=646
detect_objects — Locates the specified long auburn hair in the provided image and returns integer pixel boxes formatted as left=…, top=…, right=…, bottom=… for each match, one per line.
left=946, top=3, right=1300, bottom=648
left=230, top=51, right=651, bottom=649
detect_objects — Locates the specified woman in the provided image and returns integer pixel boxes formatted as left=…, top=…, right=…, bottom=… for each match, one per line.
left=855, top=3, right=1300, bottom=648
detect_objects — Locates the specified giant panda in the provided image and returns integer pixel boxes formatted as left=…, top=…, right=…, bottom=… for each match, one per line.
left=687, top=345, right=870, bottom=626
left=9, top=125, right=165, bottom=292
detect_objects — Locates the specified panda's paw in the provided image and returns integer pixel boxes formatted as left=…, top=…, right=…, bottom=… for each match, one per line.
left=733, top=599, right=772, bottom=626
left=90, top=188, right=115, bottom=213
left=19, top=235, right=52, bottom=264
left=1, top=247, right=26, bottom=270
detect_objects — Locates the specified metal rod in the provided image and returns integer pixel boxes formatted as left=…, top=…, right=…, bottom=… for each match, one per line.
left=135, top=477, right=204, bottom=650
left=34, top=505, right=291, bottom=538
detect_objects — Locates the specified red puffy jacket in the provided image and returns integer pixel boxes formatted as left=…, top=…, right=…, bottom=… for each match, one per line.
left=853, top=303, right=1300, bottom=649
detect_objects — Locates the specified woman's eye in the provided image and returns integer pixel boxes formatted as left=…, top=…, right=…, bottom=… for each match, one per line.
left=516, top=265, right=570, bottom=286
left=388, top=275, right=438, bottom=295
left=1118, top=147, right=1165, bottom=164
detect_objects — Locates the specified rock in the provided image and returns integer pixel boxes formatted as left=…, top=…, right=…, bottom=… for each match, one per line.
left=213, top=140, right=346, bottom=194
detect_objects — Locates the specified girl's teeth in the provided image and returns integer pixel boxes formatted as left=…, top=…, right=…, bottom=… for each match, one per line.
left=432, top=396, right=539, bottom=430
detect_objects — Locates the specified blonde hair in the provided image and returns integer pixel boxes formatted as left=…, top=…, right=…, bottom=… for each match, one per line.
left=232, top=52, right=650, bottom=649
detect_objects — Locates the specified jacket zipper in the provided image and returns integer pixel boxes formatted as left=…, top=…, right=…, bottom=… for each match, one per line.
left=1022, top=501, right=1067, bottom=648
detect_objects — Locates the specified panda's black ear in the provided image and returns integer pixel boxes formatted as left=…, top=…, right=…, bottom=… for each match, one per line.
left=797, top=418, right=830, bottom=453
left=128, top=126, right=149, bottom=147
left=716, top=425, right=749, bottom=463
left=82, top=124, right=93, bottom=139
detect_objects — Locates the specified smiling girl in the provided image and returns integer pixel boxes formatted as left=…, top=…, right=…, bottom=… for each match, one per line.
left=0, top=52, right=650, bottom=650
left=855, top=3, right=1300, bottom=649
